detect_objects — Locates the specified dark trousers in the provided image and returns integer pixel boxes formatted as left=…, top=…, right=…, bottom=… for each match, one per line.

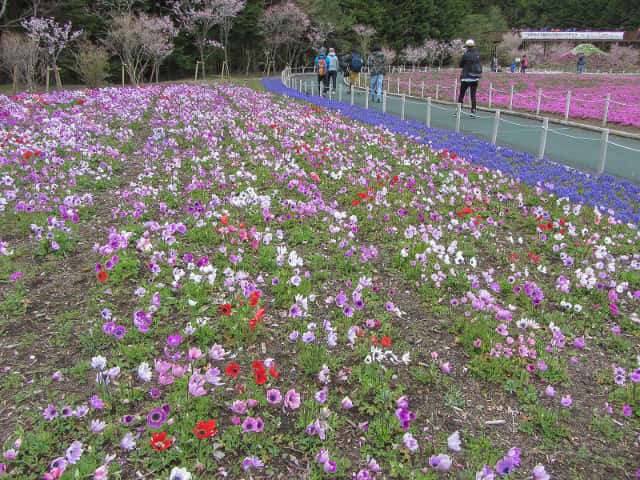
left=458, top=81, right=478, bottom=111
left=317, top=74, right=328, bottom=94
left=327, top=71, right=337, bottom=90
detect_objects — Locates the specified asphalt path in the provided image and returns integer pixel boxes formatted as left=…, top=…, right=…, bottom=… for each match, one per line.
left=295, top=74, right=640, bottom=184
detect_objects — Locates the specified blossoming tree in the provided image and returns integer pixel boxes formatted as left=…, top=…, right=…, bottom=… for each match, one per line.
left=21, top=16, right=83, bottom=88
left=258, top=2, right=310, bottom=75
left=171, top=0, right=245, bottom=77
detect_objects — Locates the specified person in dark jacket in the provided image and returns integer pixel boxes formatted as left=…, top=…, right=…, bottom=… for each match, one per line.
left=367, top=45, right=386, bottom=103
left=577, top=54, right=586, bottom=74
left=457, top=39, right=481, bottom=117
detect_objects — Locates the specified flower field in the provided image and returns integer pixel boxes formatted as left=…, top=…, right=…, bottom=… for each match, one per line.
left=0, top=80, right=639, bottom=480
left=389, top=71, right=640, bottom=128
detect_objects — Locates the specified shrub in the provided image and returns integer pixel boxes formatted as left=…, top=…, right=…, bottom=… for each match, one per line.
left=71, top=40, right=110, bottom=88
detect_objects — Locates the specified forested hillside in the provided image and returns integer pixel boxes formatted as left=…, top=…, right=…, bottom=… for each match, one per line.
left=0, top=0, right=638, bottom=82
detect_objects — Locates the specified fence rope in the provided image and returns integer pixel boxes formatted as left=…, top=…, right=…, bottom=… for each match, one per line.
left=499, top=117, right=540, bottom=129
left=547, top=127, right=601, bottom=141
left=607, top=141, right=640, bottom=153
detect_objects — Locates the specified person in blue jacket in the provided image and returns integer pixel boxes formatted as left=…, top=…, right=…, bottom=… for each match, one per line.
left=314, top=48, right=329, bottom=96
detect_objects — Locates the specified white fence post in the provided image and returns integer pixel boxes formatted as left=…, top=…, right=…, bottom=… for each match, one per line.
left=435, top=82, right=439, bottom=100
left=453, top=82, right=457, bottom=103
left=401, top=94, right=406, bottom=120
left=382, top=91, right=387, bottom=113
left=455, top=103, right=461, bottom=133
left=492, top=110, right=501, bottom=144
left=509, top=85, right=514, bottom=110
left=536, top=88, right=542, bottom=116
left=426, top=97, right=432, bottom=127
left=564, top=90, right=572, bottom=120
left=408, top=78, right=412, bottom=96
left=537, top=117, right=549, bottom=160
left=365, top=87, right=369, bottom=109
left=598, top=129, right=609, bottom=175
left=602, top=94, right=610, bottom=126
left=421, top=81, right=425, bottom=98
left=488, top=83, right=493, bottom=108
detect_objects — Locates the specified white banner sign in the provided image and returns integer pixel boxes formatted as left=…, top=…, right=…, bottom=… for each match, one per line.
left=520, top=31, right=624, bottom=40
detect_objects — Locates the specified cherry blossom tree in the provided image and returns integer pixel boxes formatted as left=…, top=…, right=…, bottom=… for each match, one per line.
left=402, top=45, right=428, bottom=67
left=104, top=12, right=149, bottom=86
left=258, top=2, right=310, bottom=74
left=353, top=24, right=375, bottom=56
left=0, top=31, right=40, bottom=92
left=447, top=38, right=465, bottom=66
left=307, top=23, right=335, bottom=52
left=21, top=16, right=83, bottom=88
left=380, top=45, right=396, bottom=66
left=171, top=0, right=244, bottom=77
left=423, top=39, right=439, bottom=68
left=213, top=0, right=246, bottom=73
left=139, top=13, right=178, bottom=83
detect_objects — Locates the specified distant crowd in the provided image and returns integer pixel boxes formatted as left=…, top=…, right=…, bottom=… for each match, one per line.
left=313, top=45, right=386, bottom=102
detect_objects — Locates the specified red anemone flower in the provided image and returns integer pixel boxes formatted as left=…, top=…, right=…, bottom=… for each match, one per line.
left=254, top=370, right=267, bottom=385
left=97, top=271, right=107, bottom=282
left=192, top=419, right=217, bottom=439
left=226, top=361, right=240, bottom=377
left=220, top=304, right=232, bottom=315
left=249, top=291, right=260, bottom=306
left=381, top=335, right=392, bottom=347
left=269, top=363, right=279, bottom=379
left=254, top=307, right=266, bottom=322
left=150, top=431, right=172, bottom=451
left=252, top=360, right=266, bottom=374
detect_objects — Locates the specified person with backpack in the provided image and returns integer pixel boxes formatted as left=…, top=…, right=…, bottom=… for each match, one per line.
left=326, top=47, right=339, bottom=94
left=314, top=47, right=329, bottom=96
left=457, top=38, right=482, bottom=118
left=521, top=54, right=528, bottom=75
left=344, top=49, right=362, bottom=88
left=367, top=44, right=386, bottom=103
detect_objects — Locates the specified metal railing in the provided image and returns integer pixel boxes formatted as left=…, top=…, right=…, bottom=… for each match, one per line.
left=280, top=68, right=640, bottom=184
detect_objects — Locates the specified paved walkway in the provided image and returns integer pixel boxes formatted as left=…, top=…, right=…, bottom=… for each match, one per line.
left=294, top=74, right=640, bottom=184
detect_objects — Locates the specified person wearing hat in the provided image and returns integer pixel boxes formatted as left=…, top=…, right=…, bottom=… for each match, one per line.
left=457, top=38, right=482, bottom=118
left=326, top=48, right=339, bottom=94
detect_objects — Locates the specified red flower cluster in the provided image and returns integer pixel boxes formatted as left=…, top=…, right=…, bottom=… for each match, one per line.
left=226, top=360, right=279, bottom=385
left=352, top=187, right=375, bottom=207
left=97, top=270, right=107, bottom=282
left=536, top=216, right=566, bottom=234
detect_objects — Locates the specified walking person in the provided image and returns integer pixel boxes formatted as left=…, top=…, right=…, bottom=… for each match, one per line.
left=343, top=49, right=362, bottom=88
left=577, top=54, right=586, bottom=74
left=314, top=47, right=329, bottom=96
left=367, top=44, right=386, bottom=103
left=457, top=39, right=482, bottom=118
left=326, top=47, right=339, bottom=94
left=521, top=54, right=528, bottom=75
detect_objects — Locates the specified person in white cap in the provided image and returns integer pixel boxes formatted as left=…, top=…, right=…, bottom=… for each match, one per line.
left=457, top=39, right=482, bottom=118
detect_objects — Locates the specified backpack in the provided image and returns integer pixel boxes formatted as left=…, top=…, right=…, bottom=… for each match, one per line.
left=317, top=57, right=327, bottom=76
left=350, top=54, right=362, bottom=72
left=469, top=55, right=483, bottom=78
left=523, top=59, right=528, bottom=67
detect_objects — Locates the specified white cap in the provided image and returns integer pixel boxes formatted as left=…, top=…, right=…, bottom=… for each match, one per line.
left=465, top=39, right=475, bottom=47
